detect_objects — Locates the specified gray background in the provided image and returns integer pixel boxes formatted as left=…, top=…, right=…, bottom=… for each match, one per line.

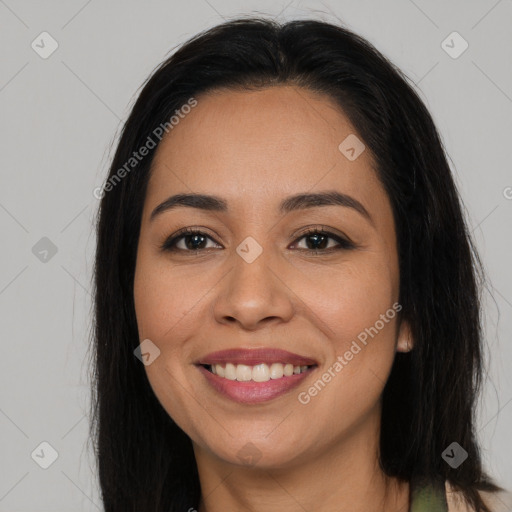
left=0, top=0, right=511, bottom=510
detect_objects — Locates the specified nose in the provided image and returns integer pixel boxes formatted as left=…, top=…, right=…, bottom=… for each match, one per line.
left=212, top=243, right=295, bottom=331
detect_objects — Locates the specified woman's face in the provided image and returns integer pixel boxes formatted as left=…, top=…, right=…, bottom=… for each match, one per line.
left=133, top=85, right=411, bottom=469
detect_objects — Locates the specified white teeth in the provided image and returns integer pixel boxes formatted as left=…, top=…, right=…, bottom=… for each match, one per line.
left=283, top=363, right=294, bottom=376
left=208, top=362, right=312, bottom=381
left=236, top=364, right=252, bottom=382
left=225, top=363, right=237, bottom=380
left=252, top=363, right=270, bottom=382
left=269, top=362, right=284, bottom=379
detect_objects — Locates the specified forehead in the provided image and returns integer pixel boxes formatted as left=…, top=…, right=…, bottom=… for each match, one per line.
left=146, top=85, right=384, bottom=216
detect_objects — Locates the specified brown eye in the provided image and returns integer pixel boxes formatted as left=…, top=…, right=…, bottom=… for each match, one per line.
left=160, top=227, right=355, bottom=254
left=291, top=228, right=355, bottom=252
left=160, top=228, right=221, bottom=252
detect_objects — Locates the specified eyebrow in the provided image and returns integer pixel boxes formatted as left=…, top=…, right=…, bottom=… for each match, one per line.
left=149, top=191, right=373, bottom=225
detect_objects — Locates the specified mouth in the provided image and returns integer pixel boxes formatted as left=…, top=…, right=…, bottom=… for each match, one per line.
left=195, top=348, right=318, bottom=404
left=200, top=362, right=316, bottom=381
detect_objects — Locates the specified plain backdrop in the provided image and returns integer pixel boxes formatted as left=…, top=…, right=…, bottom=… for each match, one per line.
left=0, top=1, right=511, bottom=510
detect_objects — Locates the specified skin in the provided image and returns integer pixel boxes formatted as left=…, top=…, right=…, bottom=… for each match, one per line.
left=133, top=85, right=414, bottom=512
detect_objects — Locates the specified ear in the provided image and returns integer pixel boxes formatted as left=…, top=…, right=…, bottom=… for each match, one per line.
left=396, top=318, right=413, bottom=353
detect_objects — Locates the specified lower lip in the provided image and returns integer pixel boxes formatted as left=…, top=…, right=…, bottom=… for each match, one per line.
left=197, top=365, right=315, bottom=404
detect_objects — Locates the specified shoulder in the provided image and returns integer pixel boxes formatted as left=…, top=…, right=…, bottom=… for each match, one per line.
left=445, top=481, right=512, bottom=512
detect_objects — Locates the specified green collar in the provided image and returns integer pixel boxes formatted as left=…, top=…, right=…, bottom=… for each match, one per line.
left=409, top=479, right=449, bottom=512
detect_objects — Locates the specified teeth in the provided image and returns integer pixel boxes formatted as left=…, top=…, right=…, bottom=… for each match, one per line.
left=252, top=363, right=270, bottom=382
left=225, top=363, right=237, bottom=381
left=207, top=362, right=312, bottom=381
left=283, top=363, right=294, bottom=376
left=270, top=362, right=284, bottom=379
left=236, top=364, right=252, bottom=382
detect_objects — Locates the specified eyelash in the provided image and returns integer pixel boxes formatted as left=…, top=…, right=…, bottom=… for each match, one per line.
left=159, top=226, right=356, bottom=255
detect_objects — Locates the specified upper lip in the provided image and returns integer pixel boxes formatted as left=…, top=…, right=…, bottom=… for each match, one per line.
left=196, top=348, right=318, bottom=367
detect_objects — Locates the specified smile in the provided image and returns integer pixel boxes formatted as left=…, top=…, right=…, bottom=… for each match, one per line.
left=204, top=362, right=313, bottom=381
left=195, top=348, right=319, bottom=404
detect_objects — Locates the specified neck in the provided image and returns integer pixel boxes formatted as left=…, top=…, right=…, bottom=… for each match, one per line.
left=193, top=408, right=409, bottom=512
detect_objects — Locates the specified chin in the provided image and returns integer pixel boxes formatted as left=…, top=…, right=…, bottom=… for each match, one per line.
left=207, top=436, right=309, bottom=471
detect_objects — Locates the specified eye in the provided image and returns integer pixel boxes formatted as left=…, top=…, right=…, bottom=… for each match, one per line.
left=160, top=227, right=221, bottom=252
left=160, top=226, right=355, bottom=254
left=291, top=227, right=355, bottom=253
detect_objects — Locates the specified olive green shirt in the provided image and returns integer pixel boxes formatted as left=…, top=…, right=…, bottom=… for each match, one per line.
left=410, top=479, right=448, bottom=512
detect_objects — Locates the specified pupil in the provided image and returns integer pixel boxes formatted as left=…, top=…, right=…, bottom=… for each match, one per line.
left=308, top=233, right=326, bottom=250
left=183, top=233, right=328, bottom=251
left=186, top=234, right=206, bottom=250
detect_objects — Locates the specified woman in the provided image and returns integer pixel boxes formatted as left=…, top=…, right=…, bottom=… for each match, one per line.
left=89, top=17, right=511, bottom=511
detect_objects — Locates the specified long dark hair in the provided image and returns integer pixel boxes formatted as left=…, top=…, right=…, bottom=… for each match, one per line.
left=89, top=16, right=503, bottom=511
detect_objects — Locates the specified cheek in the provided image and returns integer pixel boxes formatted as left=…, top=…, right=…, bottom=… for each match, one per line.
left=305, top=257, right=396, bottom=341
left=133, top=247, right=216, bottom=399
left=302, top=258, right=398, bottom=401
left=133, top=251, right=205, bottom=433
left=133, top=248, right=207, bottom=342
